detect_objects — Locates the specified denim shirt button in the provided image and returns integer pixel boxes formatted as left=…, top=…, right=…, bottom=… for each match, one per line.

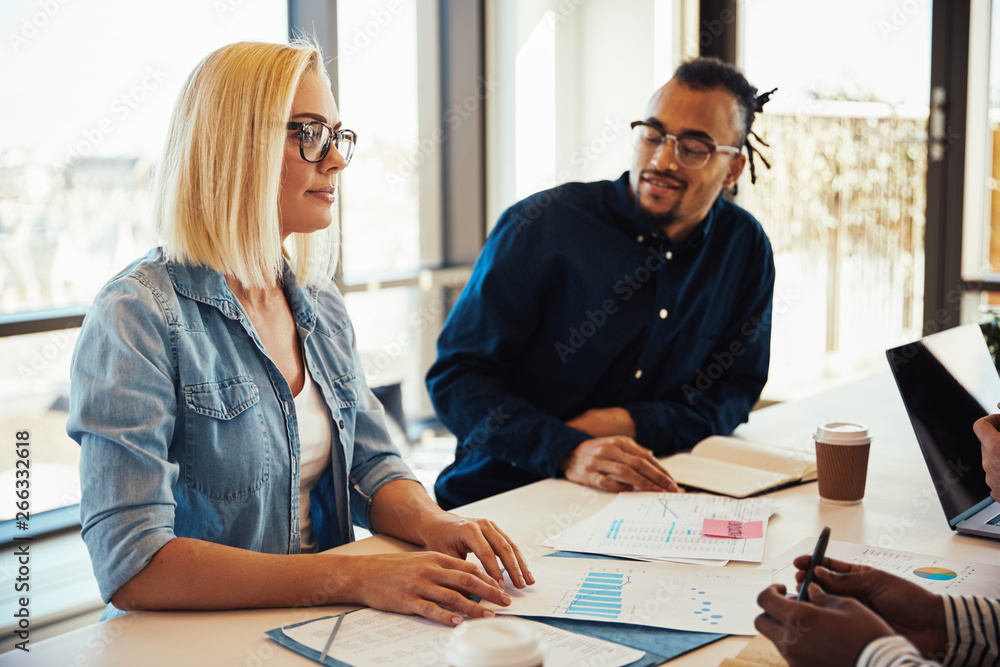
left=338, top=419, right=345, bottom=430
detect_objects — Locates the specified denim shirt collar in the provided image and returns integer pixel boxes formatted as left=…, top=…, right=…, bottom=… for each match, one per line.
left=609, top=170, right=717, bottom=250
left=161, top=248, right=319, bottom=332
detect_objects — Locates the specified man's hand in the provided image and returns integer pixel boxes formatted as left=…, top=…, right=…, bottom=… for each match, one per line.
left=973, top=414, right=1000, bottom=501
left=791, top=556, right=947, bottom=656
left=559, top=436, right=678, bottom=493
left=755, top=583, right=895, bottom=667
left=566, top=407, right=637, bottom=439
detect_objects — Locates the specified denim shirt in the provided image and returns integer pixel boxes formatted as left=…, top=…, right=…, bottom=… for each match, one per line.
left=67, top=248, right=416, bottom=606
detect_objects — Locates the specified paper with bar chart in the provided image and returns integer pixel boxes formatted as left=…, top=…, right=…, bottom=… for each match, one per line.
left=485, top=556, right=771, bottom=635
left=541, top=492, right=772, bottom=563
left=767, top=539, right=1000, bottom=598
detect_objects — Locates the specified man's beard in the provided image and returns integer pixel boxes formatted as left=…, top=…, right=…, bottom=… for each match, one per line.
left=633, top=168, right=685, bottom=233
left=634, top=195, right=678, bottom=234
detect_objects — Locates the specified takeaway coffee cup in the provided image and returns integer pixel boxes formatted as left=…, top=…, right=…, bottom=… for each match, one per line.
left=445, top=618, right=544, bottom=667
left=813, top=422, right=872, bottom=504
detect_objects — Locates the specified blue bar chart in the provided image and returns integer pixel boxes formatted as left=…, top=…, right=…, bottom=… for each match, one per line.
left=489, top=557, right=770, bottom=634
left=564, top=572, right=629, bottom=620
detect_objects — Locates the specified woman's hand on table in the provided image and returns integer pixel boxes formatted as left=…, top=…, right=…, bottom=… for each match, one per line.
left=339, top=551, right=514, bottom=626
left=417, top=512, right=535, bottom=590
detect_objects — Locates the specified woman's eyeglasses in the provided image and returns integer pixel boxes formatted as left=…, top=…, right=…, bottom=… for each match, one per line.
left=287, top=121, right=357, bottom=165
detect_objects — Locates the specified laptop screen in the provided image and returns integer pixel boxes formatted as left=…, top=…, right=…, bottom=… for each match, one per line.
left=886, top=324, right=995, bottom=523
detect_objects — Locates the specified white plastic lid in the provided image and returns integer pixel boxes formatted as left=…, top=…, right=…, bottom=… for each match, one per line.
left=445, top=619, right=544, bottom=667
left=814, top=422, right=872, bottom=445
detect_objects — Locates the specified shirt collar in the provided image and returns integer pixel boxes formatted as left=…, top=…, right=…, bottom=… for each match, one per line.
left=609, top=170, right=718, bottom=250
left=164, top=249, right=318, bottom=330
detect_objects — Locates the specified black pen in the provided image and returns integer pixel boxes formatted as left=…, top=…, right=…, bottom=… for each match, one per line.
left=798, top=526, right=831, bottom=602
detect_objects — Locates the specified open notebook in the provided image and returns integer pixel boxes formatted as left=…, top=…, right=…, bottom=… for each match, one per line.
left=663, top=436, right=817, bottom=498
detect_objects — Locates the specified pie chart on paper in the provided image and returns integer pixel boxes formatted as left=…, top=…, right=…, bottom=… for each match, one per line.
left=913, top=567, right=958, bottom=581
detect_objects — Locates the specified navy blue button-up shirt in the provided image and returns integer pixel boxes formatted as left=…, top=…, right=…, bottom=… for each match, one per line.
left=427, top=172, right=775, bottom=509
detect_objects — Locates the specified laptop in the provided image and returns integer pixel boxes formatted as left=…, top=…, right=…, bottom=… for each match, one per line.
left=886, top=323, right=1000, bottom=539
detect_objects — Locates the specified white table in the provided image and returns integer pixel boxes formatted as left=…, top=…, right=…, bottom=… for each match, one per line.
left=7, top=369, right=998, bottom=666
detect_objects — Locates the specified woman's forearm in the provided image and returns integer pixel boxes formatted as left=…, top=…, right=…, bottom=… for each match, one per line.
left=367, top=478, right=446, bottom=546
left=110, top=537, right=360, bottom=611
left=110, top=533, right=512, bottom=625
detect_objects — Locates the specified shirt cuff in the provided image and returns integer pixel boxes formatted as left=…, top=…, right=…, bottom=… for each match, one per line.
left=941, top=595, right=1000, bottom=667
left=855, top=634, right=926, bottom=667
left=349, top=459, right=419, bottom=532
left=81, top=508, right=176, bottom=604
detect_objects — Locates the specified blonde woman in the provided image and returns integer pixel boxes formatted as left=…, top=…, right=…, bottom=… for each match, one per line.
left=67, top=41, right=531, bottom=625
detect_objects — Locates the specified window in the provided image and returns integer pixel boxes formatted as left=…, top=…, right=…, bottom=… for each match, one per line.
left=334, top=0, right=442, bottom=418
left=740, top=0, right=931, bottom=398
left=0, top=0, right=287, bottom=529
left=488, top=0, right=679, bottom=226
left=336, top=0, right=422, bottom=279
left=962, top=1, right=1000, bottom=319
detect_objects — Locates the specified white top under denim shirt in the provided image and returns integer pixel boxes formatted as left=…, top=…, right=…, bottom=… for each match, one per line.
left=294, top=369, right=332, bottom=553
left=66, top=248, right=417, bottom=619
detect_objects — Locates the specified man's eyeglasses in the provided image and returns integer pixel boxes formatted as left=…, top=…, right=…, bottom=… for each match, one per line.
left=287, top=121, right=357, bottom=165
left=630, top=121, right=740, bottom=170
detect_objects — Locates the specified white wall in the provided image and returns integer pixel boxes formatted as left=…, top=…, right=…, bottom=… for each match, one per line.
left=486, top=0, right=683, bottom=228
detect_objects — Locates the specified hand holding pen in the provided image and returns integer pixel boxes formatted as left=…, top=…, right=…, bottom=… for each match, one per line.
left=754, top=527, right=946, bottom=666
left=796, top=526, right=830, bottom=602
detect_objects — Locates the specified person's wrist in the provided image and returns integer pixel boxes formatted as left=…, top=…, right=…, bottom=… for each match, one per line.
left=612, top=407, right=637, bottom=439
left=314, top=553, right=360, bottom=605
left=412, top=507, right=454, bottom=547
left=924, top=595, right=949, bottom=657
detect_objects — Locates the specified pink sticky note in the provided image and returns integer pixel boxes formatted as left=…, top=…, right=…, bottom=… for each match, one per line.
left=702, top=519, right=764, bottom=539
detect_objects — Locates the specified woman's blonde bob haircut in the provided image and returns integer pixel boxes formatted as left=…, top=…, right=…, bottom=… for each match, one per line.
left=155, top=40, right=337, bottom=291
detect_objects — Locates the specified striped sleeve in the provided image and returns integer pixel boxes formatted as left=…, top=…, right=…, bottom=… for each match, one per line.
left=856, top=635, right=936, bottom=667
left=857, top=596, right=1000, bottom=667
left=941, top=596, right=1000, bottom=667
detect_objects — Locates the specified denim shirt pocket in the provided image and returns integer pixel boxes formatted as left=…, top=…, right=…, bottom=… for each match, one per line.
left=331, top=371, right=359, bottom=408
left=330, top=371, right=358, bottom=464
left=182, top=376, right=270, bottom=500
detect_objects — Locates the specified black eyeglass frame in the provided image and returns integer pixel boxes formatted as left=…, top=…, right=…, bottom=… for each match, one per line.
left=287, top=120, right=358, bottom=165
left=629, top=120, right=740, bottom=169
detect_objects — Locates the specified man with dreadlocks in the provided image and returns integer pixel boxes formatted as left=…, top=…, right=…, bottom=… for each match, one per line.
left=427, top=57, right=777, bottom=509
